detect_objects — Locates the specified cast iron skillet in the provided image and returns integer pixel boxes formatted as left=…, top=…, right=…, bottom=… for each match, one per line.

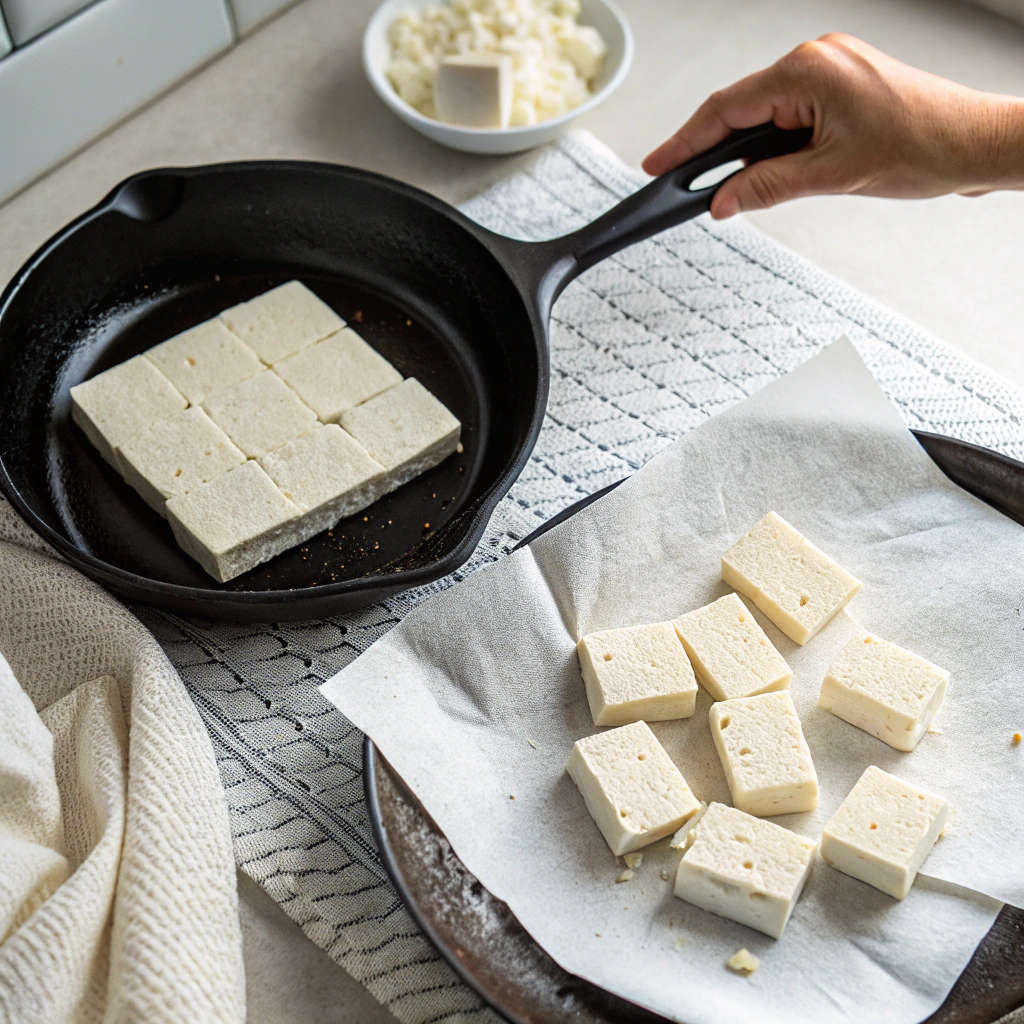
left=0, top=123, right=814, bottom=622
left=363, top=435, right=1024, bottom=1024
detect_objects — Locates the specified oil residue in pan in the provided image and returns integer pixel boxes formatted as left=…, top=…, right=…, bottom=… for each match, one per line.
left=49, top=268, right=482, bottom=593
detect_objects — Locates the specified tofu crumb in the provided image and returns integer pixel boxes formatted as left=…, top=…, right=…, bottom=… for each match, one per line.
left=456, top=442, right=464, bottom=454
left=1013, top=732, right=1022, bottom=746
left=726, top=949, right=760, bottom=975
left=623, top=852, right=643, bottom=870
left=927, top=723, right=944, bottom=735
left=660, top=869, right=670, bottom=881
left=616, top=869, right=634, bottom=883
left=673, top=936, right=686, bottom=951
left=527, top=739, right=538, bottom=749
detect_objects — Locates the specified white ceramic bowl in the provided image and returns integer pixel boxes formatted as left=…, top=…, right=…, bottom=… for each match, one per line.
left=363, top=0, right=633, bottom=155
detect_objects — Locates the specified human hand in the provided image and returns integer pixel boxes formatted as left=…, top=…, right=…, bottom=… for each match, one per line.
left=643, top=33, right=1024, bottom=219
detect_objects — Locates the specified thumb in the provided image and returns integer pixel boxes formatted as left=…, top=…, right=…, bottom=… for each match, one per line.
left=710, top=150, right=821, bottom=218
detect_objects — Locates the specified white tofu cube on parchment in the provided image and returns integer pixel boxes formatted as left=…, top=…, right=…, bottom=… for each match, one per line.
left=567, top=720, right=701, bottom=856
left=721, top=511, right=861, bottom=645
left=259, top=424, right=386, bottom=535
left=116, top=406, right=245, bottom=515
left=674, top=802, right=816, bottom=939
left=821, top=765, right=947, bottom=900
left=273, top=329, right=402, bottom=423
left=203, top=371, right=318, bottom=458
left=818, top=633, right=948, bottom=752
left=673, top=593, right=792, bottom=701
left=70, top=355, right=186, bottom=469
left=709, top=691, right=818, bottom=816
left=576, top=621, right=698, bottom=726
left=165, top=460, right=302, bottom=583
left=341, top=378, right=460, bottom=493
left=146, top=318, right=263, bottom=405
left=220, top=281, right=345, bottom=364
left=434, top=52, right=513, bottom=129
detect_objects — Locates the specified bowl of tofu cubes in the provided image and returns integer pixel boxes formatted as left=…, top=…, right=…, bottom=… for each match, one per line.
left=363, top=0, right=633, bottom=154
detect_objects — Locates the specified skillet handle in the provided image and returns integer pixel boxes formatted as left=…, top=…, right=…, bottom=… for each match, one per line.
left=514, top=122, right=813, bottom=313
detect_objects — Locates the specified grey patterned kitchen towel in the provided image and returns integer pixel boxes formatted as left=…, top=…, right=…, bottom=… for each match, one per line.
left=138, top=131, right=1024, bottom=1024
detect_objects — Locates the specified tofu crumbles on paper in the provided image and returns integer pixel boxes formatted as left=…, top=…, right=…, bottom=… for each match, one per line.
left=322, top=338, right=1022, bottom=1024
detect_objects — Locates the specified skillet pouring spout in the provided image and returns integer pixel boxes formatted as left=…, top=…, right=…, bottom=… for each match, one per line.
left=488, top=122, right=814, bottom=318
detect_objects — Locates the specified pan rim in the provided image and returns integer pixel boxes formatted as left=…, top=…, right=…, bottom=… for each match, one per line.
left=0, top=159, right=550, bottom=611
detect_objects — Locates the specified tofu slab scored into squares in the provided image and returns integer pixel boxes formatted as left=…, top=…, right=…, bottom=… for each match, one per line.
left=70, top=355, right=187, bottom=468
left=203, top=371, right=318, bottom=458
left=116, top=407, right=245, bottom=514
left=576, top=621, right=698, bottom=726
left=165, top=460, right=302, bottom=582
left=821, top=765, right=947, bottom=900
left=273, top=329, right=402, bottom=422
left=673, top=593, right=792, bottom=701
left=722, top=511, right=861, bottom=645
left=219, top=280, right=345, bottom=364
left=567, top=721, right=701, bottom=856
left=819, top=633, right=949, bottom=752
left=674, top=802, right=816, bottom=939
left=341, top=378, right=460, bottom=490
left=145, top=318, right=263, bottom=405
left=258, top=425, right=385, bottom=533
left=709, top=691, right=818, bottom=816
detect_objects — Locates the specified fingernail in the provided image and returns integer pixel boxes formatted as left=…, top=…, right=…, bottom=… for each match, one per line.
left=713, top=195, right=740, bottom=219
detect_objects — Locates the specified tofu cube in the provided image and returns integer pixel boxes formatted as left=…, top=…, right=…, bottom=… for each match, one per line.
left=70, top=355, right=186, bottom=468
left=272, top=328, right=402, bottom=422
left=818, top=633, right=948, bottom=752
left=820, top=765, right=947, bottom=900
left=434, top=52, right=513, bottom=129
left=709, top=691, right=818, bottom=816
left=674, top=802, right=816, bottom=939
left=116, top=406, right=245, bottom=515
left=203, top=371, right=318, bottom=458
left=165, top=460, right=302, bottom=582
left=145, top=318, right=263, bottom=404
left=340, top=378, right=460, bottom=492
left=258, top=424, right=386, bottom=533
left=220, top=281, right=345, bottom=364
left=721, top=512, right=861, bottom=645
left=673, top=593, right=792, bottom=701
left=566, top=720, right=701, bottom=856
left=576, top=621, right=698, bottom=726
left=562, top=25, right=607, bottom=81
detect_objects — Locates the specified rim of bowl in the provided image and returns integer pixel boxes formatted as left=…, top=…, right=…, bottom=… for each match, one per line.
left=362, top=0, right=634, bottom=139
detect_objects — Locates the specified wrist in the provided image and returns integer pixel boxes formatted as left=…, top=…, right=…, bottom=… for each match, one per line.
left=958, top=93, right=1024, bottom=193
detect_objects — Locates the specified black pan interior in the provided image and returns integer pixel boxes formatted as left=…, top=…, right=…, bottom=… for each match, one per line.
left=0, top=163, right=542, bottom=605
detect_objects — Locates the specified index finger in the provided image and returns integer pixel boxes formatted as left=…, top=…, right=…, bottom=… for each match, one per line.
left=642, top=63, right=814, bottom=176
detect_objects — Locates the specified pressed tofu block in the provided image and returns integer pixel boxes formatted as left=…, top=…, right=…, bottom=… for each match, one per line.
left=69, top=355, right=186, bottom=468
left=721, top=511, right=861, bottom=645
left=434, top=52, right=513, bottom=128
left=259, top=425, right=385, bottom=533
left=116, top=407, right=245, bottom=515
left=145, top=318, right=263, bottom=404
left=203, top=371, right=318, bottom=458
left=819, top=633, right=949, bottom=752
left=165, top=460, right=302, bottom=582
left=341, top=378, right=460, bottom=490
left=566, top=721, right=701, bottom=856
left=674, top=802, right=816, bottom=939
left=821, top=765, right=947, bottom=900
left=219, top=281, right=345, bottom=364
left=709, top=691, right=818, bottom=816
left=273, top=329, right=402, bottom=422
left=576, top=621, right=698, bottom=726
left=673, top=593, right=792, bottom=701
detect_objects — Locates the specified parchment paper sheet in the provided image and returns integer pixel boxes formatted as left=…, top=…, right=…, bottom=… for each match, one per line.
left=323, top=339, right=1022, bottom=1024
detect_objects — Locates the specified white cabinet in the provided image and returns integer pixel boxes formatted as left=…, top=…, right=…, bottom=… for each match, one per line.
left=0, top=0, right=235, bottom=202
left=1, top=0, right=95, bottom=46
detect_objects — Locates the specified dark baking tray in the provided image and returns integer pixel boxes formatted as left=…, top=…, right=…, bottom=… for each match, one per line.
left=363, top=430, right=1024, bottom=1024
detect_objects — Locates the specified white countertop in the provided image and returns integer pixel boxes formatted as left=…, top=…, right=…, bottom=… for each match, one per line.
left=1, top=2, right=1021, bottom=1021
